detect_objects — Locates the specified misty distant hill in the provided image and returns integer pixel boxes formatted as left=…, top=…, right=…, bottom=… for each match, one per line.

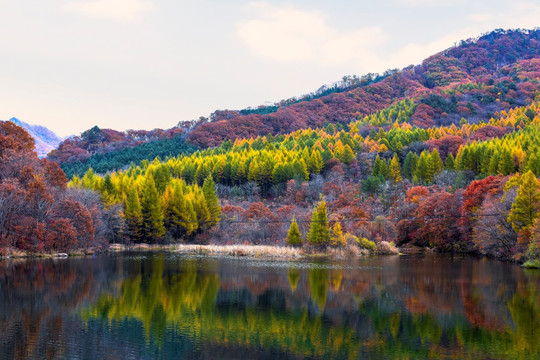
left=8, top=117, right=62, bottom=158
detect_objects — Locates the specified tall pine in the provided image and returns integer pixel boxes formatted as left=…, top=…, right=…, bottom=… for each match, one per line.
left=508, top=171, right=540, bottom=232
left=125, top=187, right=143, bottom=242
left=403, top=151, right=418, bottom=180
left=307, top=196, right=330, bottom=247
left=287, top=218, right=303, bottom=247
left=202, top=175, right=221, bottom=226
left=141, top=176, right=165, bottom=241
left=390, top=153, right=402, bottom=183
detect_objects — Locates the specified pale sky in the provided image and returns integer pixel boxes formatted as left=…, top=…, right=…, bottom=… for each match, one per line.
left=0, top=1, right=539, bottom=137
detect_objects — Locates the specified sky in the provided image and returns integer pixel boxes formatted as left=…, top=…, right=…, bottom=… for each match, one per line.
left=0, top=1, right=539, bottom=137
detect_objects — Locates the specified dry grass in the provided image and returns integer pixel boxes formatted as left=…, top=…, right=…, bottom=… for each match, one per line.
left=109, top=243, right=178, bottom=252
left=173, top=244, right=302, bottom=259
left=107, top=242, right=398, bottom=259
left=0, top=248, right=28, bottom=259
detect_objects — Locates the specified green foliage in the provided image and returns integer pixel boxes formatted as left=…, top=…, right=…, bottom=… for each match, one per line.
left=508, top=171, right=540, bottom=232
left=61, top=136, right=198, bottom=178
left=202, top=176, right=221, bottom=226
left=125, top=187, right=143, bottom=241
left=430, top=149, right=443, bottom=175
left=286, top=218, right=303, bottom=247
left=444, top=153, right=456, bottom=170
left=141, top=176, right=165, bottom=241
left=357, top=237, right=377, bottom=252
left=307, top=197, right=330, bottom=247
left=403, top=151, right=418, bottom=180
left=415, top=151, right=432, bottom=184
left=362, top=175, right=384, bottom=193
left=163, top=184, right=197, bottom=238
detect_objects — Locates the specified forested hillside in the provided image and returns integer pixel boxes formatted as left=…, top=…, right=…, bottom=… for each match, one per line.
left=49, top=125, right=196, bottom=178
left=5, top=28, right=540, bottom=266
left=188, top=29, right=540, bottom=147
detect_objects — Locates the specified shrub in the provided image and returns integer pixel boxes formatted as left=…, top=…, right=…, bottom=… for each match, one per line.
left=377, top=241, right=400, bottom=255
left=357, top=237, right=377, bottom=252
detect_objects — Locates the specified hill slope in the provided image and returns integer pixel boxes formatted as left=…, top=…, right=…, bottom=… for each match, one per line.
left=187, top=29, right=540, bottom=147
left=52, top=29, right=540, bottom=176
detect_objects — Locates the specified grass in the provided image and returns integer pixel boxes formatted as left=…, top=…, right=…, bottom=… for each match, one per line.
left=107, top=241, right=399, bottom=259
left=173, top=244, right=302, bottom=259
left=2, top=241, right=400, bottom=260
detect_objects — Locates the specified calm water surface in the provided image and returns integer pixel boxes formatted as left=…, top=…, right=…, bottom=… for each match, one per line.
left=0, top=253, right=539, bottom=359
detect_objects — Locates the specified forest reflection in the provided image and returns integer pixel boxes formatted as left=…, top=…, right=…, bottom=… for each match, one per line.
left=0, top=254, right=539, bottom=359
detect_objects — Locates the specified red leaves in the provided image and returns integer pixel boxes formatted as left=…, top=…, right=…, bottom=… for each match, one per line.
left=0, top=122, right=101, bottom=254
left=0, top=121, right=35, bottom=155
left=426, top=136, right=464, bottom=159
left=469, top=126, right=508, bottom=141
left=398, top=186, right=464, bottom=249
left=42, top=159, right=68, bottom=189
left=414, top=190, right=463, bottom=249
left=46, top=219, right=78, bottom=252
left=461, top=176, right=506, bottom=217
left=405, top=186, right=430, bottom=203
left=411, top=104, right=435, bottom=128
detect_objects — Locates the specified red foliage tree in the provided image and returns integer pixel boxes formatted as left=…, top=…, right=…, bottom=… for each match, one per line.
left=0, top=121, right=104, bottom=254
left=460, top=175, right=507, bottom=240
left=411, top=104, right=435, bottom=128
left=469, top=126, right=508, bottom=141
left=426, top=135, right=464, bottom=159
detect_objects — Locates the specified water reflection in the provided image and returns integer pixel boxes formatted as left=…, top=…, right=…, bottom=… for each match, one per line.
left=0, top=254, right=539, bottom=359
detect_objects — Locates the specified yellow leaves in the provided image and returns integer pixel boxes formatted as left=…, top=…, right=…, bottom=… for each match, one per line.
left=401, top=122, right=413, bottom=131
left=511, top=147, right=526, bottom=168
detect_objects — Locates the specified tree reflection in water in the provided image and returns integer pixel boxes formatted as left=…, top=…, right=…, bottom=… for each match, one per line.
left=0, top=254, right=539, bottom=359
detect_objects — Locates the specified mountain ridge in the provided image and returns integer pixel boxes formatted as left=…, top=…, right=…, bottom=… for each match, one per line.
left=8, top=117, right=63, bottom=158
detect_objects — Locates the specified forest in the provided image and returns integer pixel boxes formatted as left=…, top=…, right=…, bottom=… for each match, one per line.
left=1, top=29, right=540, bottom=266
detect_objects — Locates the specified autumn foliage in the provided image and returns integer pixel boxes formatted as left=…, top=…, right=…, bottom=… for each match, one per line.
left=0, top=121, right=109, bottom=254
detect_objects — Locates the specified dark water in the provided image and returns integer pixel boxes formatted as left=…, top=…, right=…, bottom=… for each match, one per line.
left=0, top=253, right=539, bottom=360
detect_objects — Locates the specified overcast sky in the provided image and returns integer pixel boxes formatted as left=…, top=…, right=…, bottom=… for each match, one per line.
left=1, top=0, right=539, bottom=137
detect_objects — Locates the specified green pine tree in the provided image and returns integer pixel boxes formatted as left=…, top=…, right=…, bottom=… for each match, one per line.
left=310, top=149, right=324, bottom=175
left=287, top=218, right=303, bottom=247
left=125, top=187, right=143, bottom=242
left=498, top=149, right=515, bottom=175
left=415, top=151, right=431, bottom=184
left=341, top=144, right=355, bottom=165
left=141, top=176, right=165, bottom=241
left=202, top=176, right=221, bottom=226
left=508, top=171, right=540, bottom=232
left=403, top=151, right=418, bottom=180
left=430, top=149, right=443, bottom=174
left=307, top=196, right=330, bottom=247
left=444, top=153, right=456, bottom=170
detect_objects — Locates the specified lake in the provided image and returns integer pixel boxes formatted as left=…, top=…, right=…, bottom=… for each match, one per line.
left=0, top=252, right=538, bottom=359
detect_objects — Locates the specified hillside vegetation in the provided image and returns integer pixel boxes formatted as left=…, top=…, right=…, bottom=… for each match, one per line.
left=3, top=28, right=540, bottom=264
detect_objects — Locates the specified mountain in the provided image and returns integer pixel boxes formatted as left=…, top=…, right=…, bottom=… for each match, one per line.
left=49, top=28, right=540, bottom=264
left=52, top=29, right=540, bottom=174
left=187, top=29, right=540, bottom=148
left=8, top=117, right=62, bottom=158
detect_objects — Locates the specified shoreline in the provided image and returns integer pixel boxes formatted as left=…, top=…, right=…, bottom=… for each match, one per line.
left=109, top=243, right=380, bottom=260
left=0, top=243, right=397, bottom=261
left=1, top=244, right=537, bottom=267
